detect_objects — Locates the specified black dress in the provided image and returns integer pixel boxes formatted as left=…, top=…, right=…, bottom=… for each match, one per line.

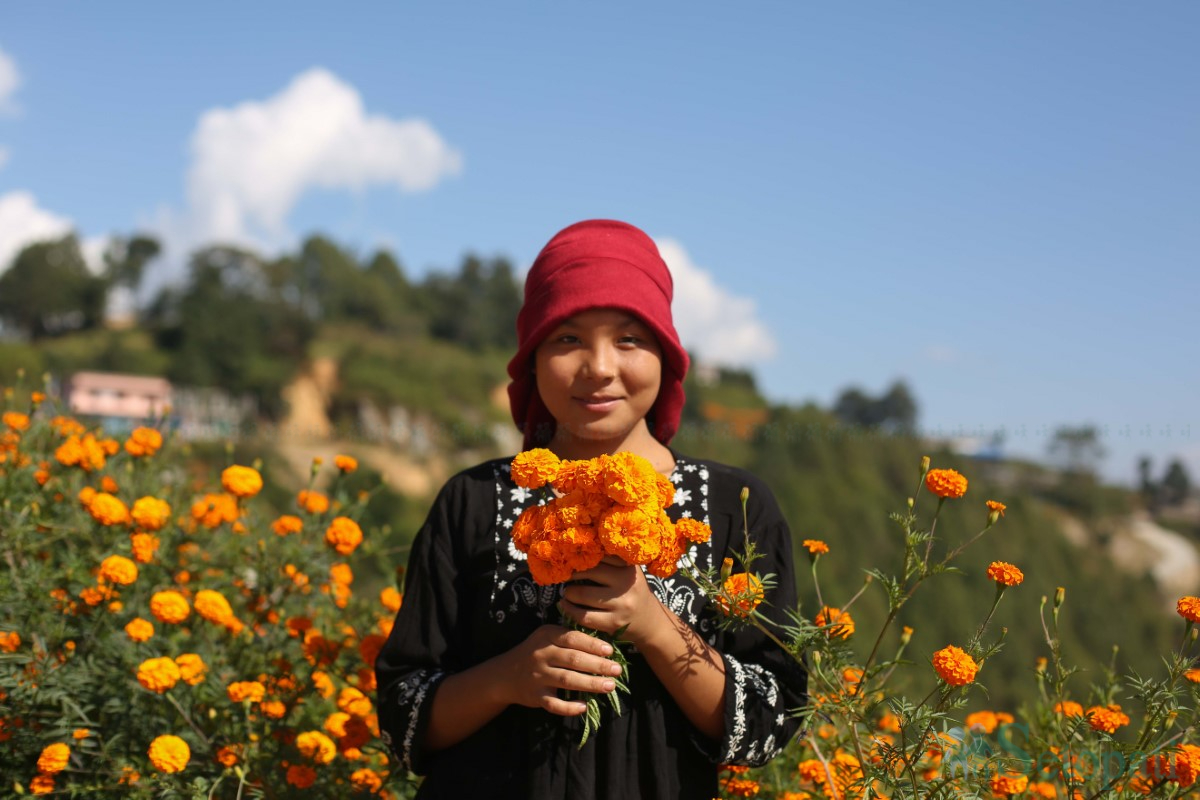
left=374, top=454, right=807, bottom=799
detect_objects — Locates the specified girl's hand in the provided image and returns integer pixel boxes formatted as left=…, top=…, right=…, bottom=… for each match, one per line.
left=497, top=624, right=624, bottom=716
left=559, top=557, right=668, bottom=646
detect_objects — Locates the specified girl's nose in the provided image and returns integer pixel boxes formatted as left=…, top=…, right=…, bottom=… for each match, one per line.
left=583, top=341, right=617, bottom=379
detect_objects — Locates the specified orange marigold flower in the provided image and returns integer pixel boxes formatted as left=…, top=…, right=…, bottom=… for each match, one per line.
left=325, top=711, right=352, bottom=739
left=80, top=586, right=107, bottom=606
left=815, top=606, right=855, bottom=639
left=37, top=742, right=70, bottom=774
left=56, top=433, right=107, bottom=471
left=312, top=670, right=335, bottom=699
left=330, top=563, right=354, bottom=586
left=297, top=489, right=330, bottom=515
left=89, top=493, right=131, bottom=526
left=990, top=773, right=1029, bottom=796
left=1028, top=780, right=1057, bottom=798
left=1054, top=700, right=1083, bottom=717
left=717, top=573, right=765, bottom=618
left=380, top=587, right=402, bottom=614
left=1178, top=596, right=1200, bottom=624
left=227, top=681, right=266, bottom=704
left=601, top=451, right=661, bottom=507
left=101, top=475, right=119, bottom=494
left=676, top=517, right=712, bottom=544
left=191, top=493, right=240, bottom=529
left=1086, top=704, right=1131, bottom=734
left=1146, top=745, right=1200, bottom=787
left=272, top=515, right=304, bottom=536
left=73, top=728, right=90, bottom=740
left=597, top=505, right=661, bottom=566
left=720, top=776, right=761, bottom=797
left=261, top=700, right=287, bottom=719
left=0, top=631, right=19, bottom=652
left=125, top=618, right=155, bottom=642
left=130, top=532, right=160, bottom=564
left=286, top=764, right=318, bottom=788
left=350, top=767, right=383, bottom=793
left=221, top=465, right=263, bottom=499
left=150, top=590, right=191, bottom=624
left=986, top=499, right=1007, bottom=516
left=325, top=516, right=364, bottom=556
left=215, top=745, right=239, bottom=768
left=334, top=454, right=358, bottom=473
left=137, top=657, right=182, bottom=693
left=1185, top=668, right=1200, bottom=684
left=124, top=427, right=163, bottom=457
left=802, top=539, right=829, bottom=555
left=29, top=775, right=55, bottom=795
left=2, top=411, right=30, bottom=431
left=295, top=730, right=337, bottom=764
left=148, top=734, right=190, bottom=773
left=131, top=496, right=171, bottom=531
left=175, top=654, right=207, bottom=686
left=925, top=468, right=968, bottom=499
left=986, top=561, right=1024, bottom=587
left=118, top=766, right=140, bottom=785
left=338, top=686, right=373, bottom=718
left=932, top=645, right=978, bottom=686
left=194, top=589, right=236, bottom=626
left=966, top=710, right=1001, bottom=733
left=99, top=554, right=139, bottom=585
left=511, top=448, right=562, bottom=489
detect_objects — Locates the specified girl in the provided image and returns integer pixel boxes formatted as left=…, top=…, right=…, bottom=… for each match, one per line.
left=375, top=219, right=806, bottom=799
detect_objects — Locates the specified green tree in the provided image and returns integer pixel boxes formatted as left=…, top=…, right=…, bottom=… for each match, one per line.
left=0, top=235, right=107, bottom=339
left=1162, top=458, right=1192, bottom=506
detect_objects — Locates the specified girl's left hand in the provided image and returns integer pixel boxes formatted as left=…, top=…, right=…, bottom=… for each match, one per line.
left=559, top=557, right=668, bottom=646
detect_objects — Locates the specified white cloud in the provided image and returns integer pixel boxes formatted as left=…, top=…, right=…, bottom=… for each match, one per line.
left=0, top=47, right=19, bottom=113
left=655, top=238, right=777, bottom=366
left=0, top=191, right=73, bottom=274
left=181, top=67, right=462, bottom=249
left=923, top=344, right=962, bottom=364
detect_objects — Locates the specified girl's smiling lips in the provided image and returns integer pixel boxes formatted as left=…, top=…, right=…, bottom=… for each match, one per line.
left=575, top=395, right=622, bottom=411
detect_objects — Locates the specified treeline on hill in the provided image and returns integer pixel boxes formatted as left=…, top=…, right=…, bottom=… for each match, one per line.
left=0, top=232, right=520, bottom=428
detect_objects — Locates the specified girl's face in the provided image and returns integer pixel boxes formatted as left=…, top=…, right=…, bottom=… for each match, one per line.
left=534, top=308, right=663, bottom=457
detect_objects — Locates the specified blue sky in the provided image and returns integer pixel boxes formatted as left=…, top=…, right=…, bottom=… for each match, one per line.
left=1, top=2, right=1197, bottom=484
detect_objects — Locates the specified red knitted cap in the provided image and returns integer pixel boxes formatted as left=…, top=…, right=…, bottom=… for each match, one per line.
left=506, top=219, right=689, bottom=449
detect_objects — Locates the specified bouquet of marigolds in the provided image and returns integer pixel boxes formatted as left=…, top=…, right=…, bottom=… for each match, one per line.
left=0, top=375, right=412, bottom=798
left=699, top=457, right=1200, bottom=799
left=508, top=448, right=713, bottom=743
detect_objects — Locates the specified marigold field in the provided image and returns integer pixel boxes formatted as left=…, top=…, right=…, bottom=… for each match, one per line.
left=6, top=384, right=1200, bottom=799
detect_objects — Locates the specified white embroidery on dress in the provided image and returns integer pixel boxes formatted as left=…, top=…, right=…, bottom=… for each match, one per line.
left=724, top=656, right=748, bottom=762
left=397, top=669, right=443, bottom=771
left=673, top=487, right=692, bottom=506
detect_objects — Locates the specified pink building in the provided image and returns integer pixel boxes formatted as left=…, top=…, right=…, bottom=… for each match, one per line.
left=65, top=371, right=172, bottom=421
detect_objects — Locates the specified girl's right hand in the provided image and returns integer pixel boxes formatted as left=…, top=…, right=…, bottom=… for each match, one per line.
left=497, top=624, right=624, bottom=716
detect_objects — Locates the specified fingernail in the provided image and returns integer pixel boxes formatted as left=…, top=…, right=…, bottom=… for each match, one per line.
left=600, top=644, right=613, bottom=655
left=602, top=680, right=615, bottom=691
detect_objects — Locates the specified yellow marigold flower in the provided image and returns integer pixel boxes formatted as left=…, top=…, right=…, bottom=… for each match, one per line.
left=716, top=573, right=765, bottom=618
left=73, top=728, right=90, bottom=740
left=312, top=670, right=336, bottom=699
left=130, top=532, right=160, bottom=564
left=227, top=680, right=266, bottom=704
left=215, top=745, right=239, bottom=768
left=1086, top=704, right=1131, bottom=734
left=261, top=700, right=287, bottom=719
left=932, top=645, right=978, bottom=686
left=124, top=426, right=163, bottom=457
left=78, top=486, right=97, bottom=507
left=221, top=465, right=263, bottom=499
left=125, top=617, right=155, bottom=642
left=334, top=454, right=358, bottom=473
left=350, top=767, right=383, bottom=793
left=150, top=591, right=191, bottom=624
left=325, top=711, right=352, bottom=739
left=0, top=631, right=20, bottom=652
left=1178, top=596, right=1200, bottom=624
left=137, top=657, right=181, bottom=693
left=925, top=468, right=968, bottom=499
left=330, top=563, right=354, bottom=586
left=297, top=489, right=330, bottom=515
left=29, top=775, right=55, bottom=795
left=815, top=606, right=855, bottom=639
left=272, top=514, right=303, bottom=536
left=380, top=587, right=402, bottom=613
left=175, top=654, right=207, bottom=686
left=990, top=773, right=1029, bottom=796
left=1185, top=668, right=1200, bottom=684
left=295, top=730, right=337, bottom=764
left=37, top=742, right=70, bottom=774
left=986, top=561, right=1024, bottom=587
left=2, top=411, right=29, bottom=431
left=131, top=496, right=171, bottom=531
left=1054, top=700, right=1083, bottom=717
left=194, top=589, right=235, bottom=625
left=802, top=539, right=829, bottom=555
left=338, top=686, right=372, bottom=718
left=511, top=448, right=562, bottom=489
left=325, top=516, right=364, bottom=556
left=99, top=554, right=139, bottom=586
left=148, top=734, right=190, bottom=773
left=89, top=493, right=131, bottom=526
left=286, top=764, right=317, bottom=788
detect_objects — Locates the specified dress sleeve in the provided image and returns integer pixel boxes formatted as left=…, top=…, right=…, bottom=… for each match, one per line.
left=709, top=475, right=808, bottom=766
left=374, top=473, right=479, bottom=775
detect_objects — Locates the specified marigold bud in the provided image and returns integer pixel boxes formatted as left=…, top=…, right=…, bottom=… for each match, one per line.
left=920, top=455, right=931, bottom=473
left=720, top=557, right=734, bottom=582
